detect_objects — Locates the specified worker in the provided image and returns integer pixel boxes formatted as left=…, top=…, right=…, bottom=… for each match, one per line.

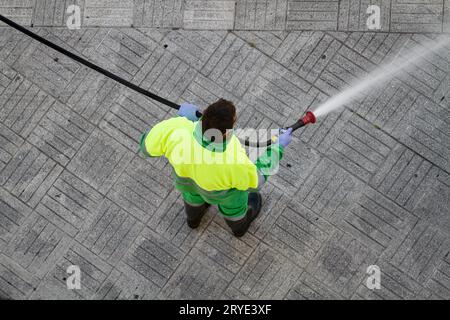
left=139, top=99, right=293, bottom=237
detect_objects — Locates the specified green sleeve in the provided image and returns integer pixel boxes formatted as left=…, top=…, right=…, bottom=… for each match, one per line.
left=255, top=144, right=284, bottom=182
left=139, top=130, right=152, bottom=157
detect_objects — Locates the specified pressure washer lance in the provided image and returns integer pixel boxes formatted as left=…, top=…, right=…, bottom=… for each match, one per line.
left=243, top=111, right=317, bottom=147
left=0, top=14, right=317, bottom=148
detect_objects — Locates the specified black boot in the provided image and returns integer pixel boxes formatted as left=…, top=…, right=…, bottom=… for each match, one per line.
left=184, top=202, right=211, bottom=229
left=225, top=192, right=262, bottom=237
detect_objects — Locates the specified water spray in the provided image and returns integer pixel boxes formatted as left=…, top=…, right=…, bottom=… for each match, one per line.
left=313, top=35, right=450, bottom=118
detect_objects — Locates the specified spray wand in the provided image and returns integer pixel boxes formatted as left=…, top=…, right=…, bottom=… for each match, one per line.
left=0, top=14, right=317, bottom=148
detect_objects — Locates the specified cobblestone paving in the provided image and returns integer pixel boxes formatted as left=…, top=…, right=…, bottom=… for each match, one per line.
left=0, top=1, right=449, bottom=300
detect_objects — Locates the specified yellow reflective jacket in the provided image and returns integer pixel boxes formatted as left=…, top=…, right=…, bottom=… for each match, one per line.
left=142, top=117, right=258, bottom=191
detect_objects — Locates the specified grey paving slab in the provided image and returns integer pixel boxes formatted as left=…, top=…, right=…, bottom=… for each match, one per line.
left=355, top=259, right=434, bottom=299
left=0, top=254, right=40, bottom=299
left=3, top=211, right=72, bottom=278
left=303, top=231, right=380, bottom=299
left=67, top=129, right=134, bottom=195
left=0, top=0, right=34, bottom=26
left=338, top=0, right=391, bottom=32
left=134, top=0, right=184, bottom=28
left=286, top=0, right=339, bottom=31
left=390, top=0, right=444, bottom=33
left=446, top=0, right=450, bottom=32
left=0, top=1, right=449, bottom=301
left=235, top=0, right=287, bottom=30
left=84, top=0, right=134, bottom=27
left=230, top=243, right=302, bottom=299
left=183, top=0, right=235, bottom=30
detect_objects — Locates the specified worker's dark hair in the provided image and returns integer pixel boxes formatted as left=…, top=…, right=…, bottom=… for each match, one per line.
left=202, top=99, right=236, bottom=135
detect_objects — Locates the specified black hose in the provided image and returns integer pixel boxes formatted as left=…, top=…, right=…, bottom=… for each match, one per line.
left=0, top=14, right=179, bottom=110
left=0, top=14, right=291, bottom=147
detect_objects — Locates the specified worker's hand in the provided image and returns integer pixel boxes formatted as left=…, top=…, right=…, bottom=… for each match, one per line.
left=277, top=128, right=293, bottom=148
left=178, top=103, right=200, bottom=121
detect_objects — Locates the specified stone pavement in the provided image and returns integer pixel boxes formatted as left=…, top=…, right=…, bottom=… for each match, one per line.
left=0, top=1, right=449, bottom=300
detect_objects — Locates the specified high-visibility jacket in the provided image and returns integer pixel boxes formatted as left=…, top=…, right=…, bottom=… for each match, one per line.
left=141, top=117, right=259, bottom=191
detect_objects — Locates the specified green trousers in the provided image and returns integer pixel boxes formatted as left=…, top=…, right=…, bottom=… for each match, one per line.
left=177, top=178, right=249, bottom=220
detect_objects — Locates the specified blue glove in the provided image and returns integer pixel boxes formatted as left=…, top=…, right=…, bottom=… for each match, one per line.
left=178, top=103, right=200, bottom=121
left=277, top=127, right=293, bottom=148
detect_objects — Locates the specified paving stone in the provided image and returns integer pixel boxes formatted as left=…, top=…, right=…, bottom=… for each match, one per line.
left=191, top=221, right=259, bottom=281
left=28, top=101, right=95, bottom=166
left=93, top=267, right=160, bottom=299
left=181, top=72, right=238, bottom=110
left=296, top=157, right=360, bottom=219
left=3, top=211, right=72, bottom=278
left=286, top=271, right=342, bottom=299
left=0, top=187, right=32, bottom=250
left=162, top=29, right=226, bottom=70
left=159, top=255, right=229, bottom=299
left=445, top=0, right=450, bottom=31
left=356, top=259, right=436, bottom=299
left=82, top=28, right=160, bottom=81
left=392, top=34, right=450, bottom=102
left=233, top=31, right=289, bottom=56
left=242, top=59, right=314, bottom=126
left=0, top=254, right=39, bottom=299
left=0, top=0, right=34, bottom=26
left=74, top=199, right=143, bottom=264
left=83, top=0, right=133, bottom=27
left=0, top=76, right=55, bottom=138
left=107, top=156, right=172, bottom=223
left=230, top=243, right=302, bottom=299
left=0, top=143, right=63, bottom=208
left=383, top=221, right=449, bottom=284
left=343, top=32, right=408, bottom=65
left=67, top=129, right=134, bottom=195
left=32, top=0, right=82, bottom=27
left=390, top=0, right=444, bottom=33
left=36, top=170, right=103, bottom=238
left=11, top=29, right=86, bottom=98
left=333, top=185, right=418, bottom=254
left=391, top=94, right=450, bottom=174
left=184, top=0, right=235, bottom=30
left=272, top=31, right=342, bottom=83
left=348, top=78, right=420, bottom=135
left=325, top=113, right=398, bottom=183
left=201, top=32, right=268, bottom=97
left=37, top=241, right=113, bottom=299
left=269, top=138, right=322, bottom=197
left=64, top=68, right=120, bottom=125
left=264, top=200, right=337, bottom=268
left=286, top=0, right=339, bottom=31
left=304, top=231, right=380, bottom=299
left=134, top=0, right=184, bottom=28
left=119, top=227, right=185, bottom=290
left=315, top=43, right=377, bottom=97
left=338, top=0, right=391, bottom=31
left=426, top=250, right=450, bottom=299
left=132, top=44, right=197, bottom=104
left=235, top=0, right=287, bottom=30
left=408, top=167, right=450, bottom=234
left=370, top=143, right=433, bottom=208
left=0, top=122, right=23, bottom=173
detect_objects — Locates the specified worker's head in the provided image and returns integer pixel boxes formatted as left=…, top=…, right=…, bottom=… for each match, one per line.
left=202, top=99, right=236, bottom=141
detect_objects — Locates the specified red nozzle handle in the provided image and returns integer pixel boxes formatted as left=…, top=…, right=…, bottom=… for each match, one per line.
left=302, top=111, right=316, bottom=125
left=289, top=111, right=316, bottom=131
